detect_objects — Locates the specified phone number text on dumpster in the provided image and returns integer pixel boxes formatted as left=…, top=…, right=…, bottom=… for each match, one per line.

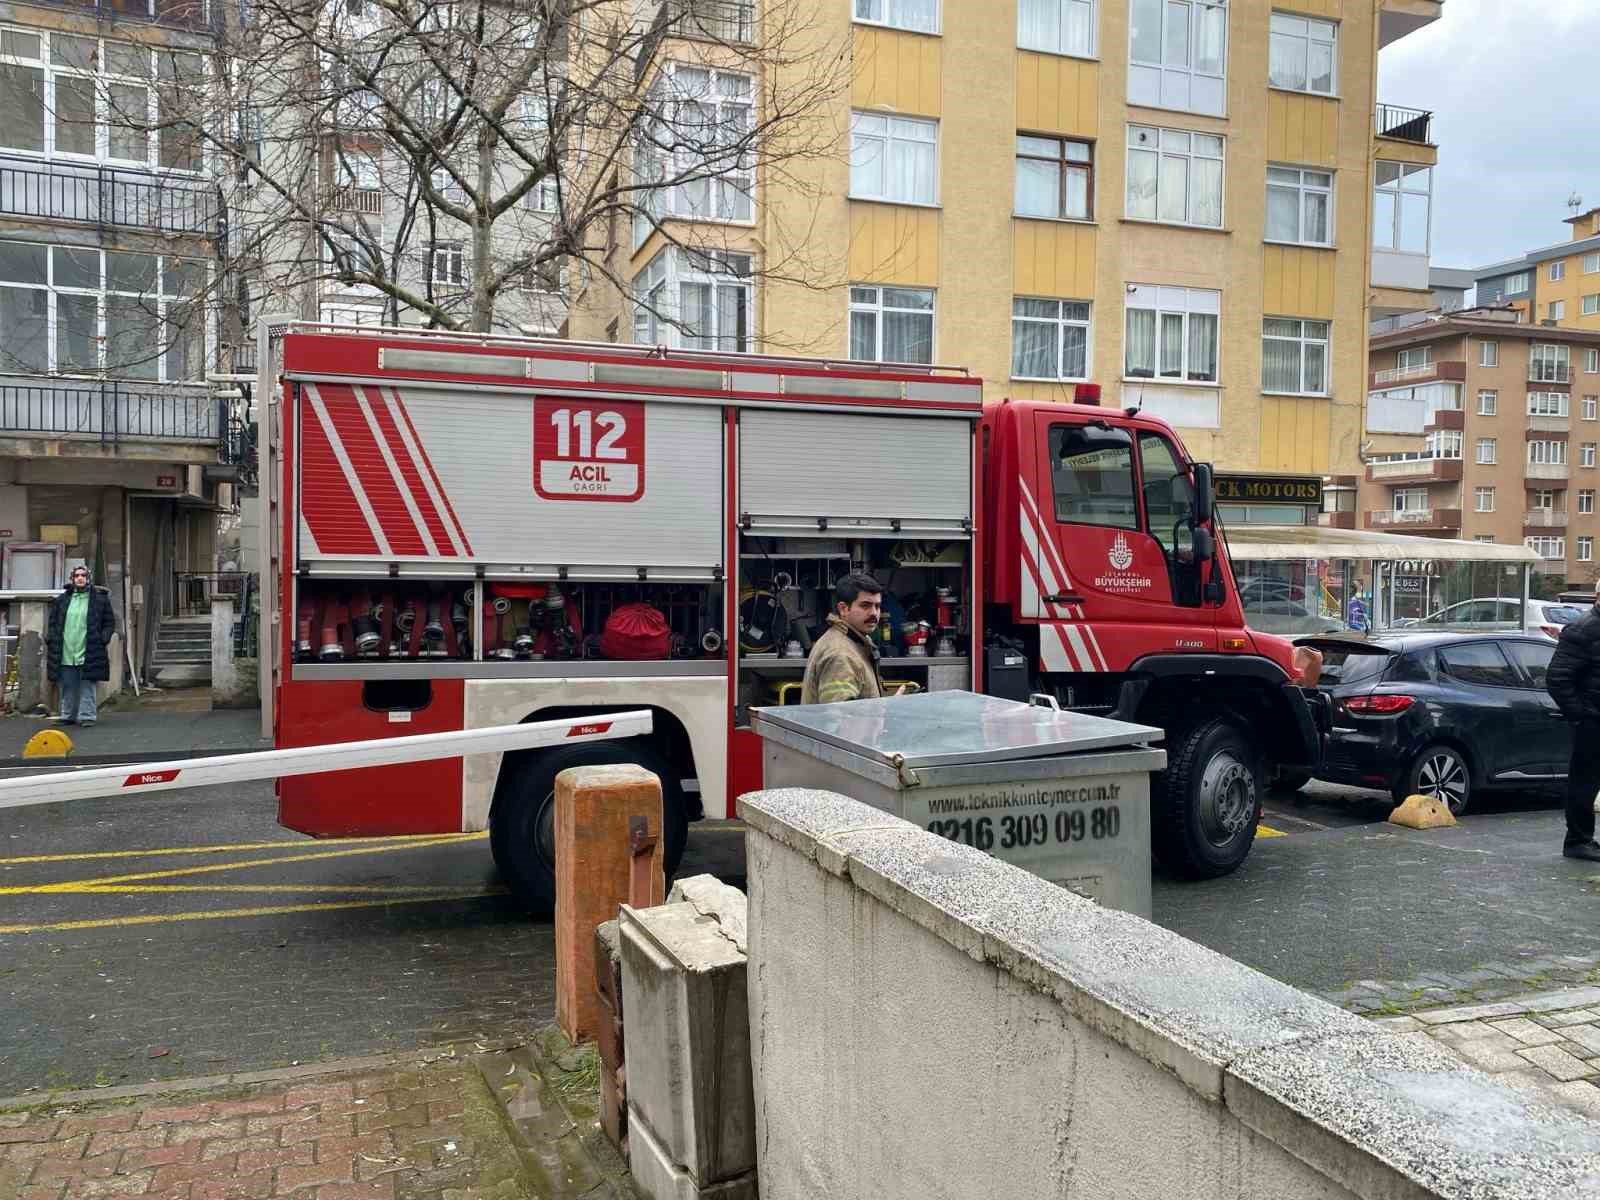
left=922, top=782, right=1123, bottom=851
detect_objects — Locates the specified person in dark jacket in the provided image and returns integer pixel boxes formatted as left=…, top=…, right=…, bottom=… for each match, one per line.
left=1546, top=582, right=1600, bottom=861
left=46, top=566, right=116, bottom=727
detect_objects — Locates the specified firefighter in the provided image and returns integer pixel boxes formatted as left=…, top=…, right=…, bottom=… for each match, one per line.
left=801, top=572, right=889, bottom=705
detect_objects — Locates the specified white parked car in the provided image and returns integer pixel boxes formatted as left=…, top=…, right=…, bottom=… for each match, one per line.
left=1401, top=597, right=1586, bottom=640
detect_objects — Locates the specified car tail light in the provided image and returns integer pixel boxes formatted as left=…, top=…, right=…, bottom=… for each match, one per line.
left=1344, top=694, right=1416, bottom=715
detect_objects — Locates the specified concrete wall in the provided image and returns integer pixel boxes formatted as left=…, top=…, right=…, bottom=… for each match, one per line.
left=740, top=789, right=1600, bottom=1200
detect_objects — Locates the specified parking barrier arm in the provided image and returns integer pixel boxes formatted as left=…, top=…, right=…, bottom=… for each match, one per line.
left=0, top=711, right=653, bottom=811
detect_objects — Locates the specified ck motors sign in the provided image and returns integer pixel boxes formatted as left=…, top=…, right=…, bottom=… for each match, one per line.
left=533, top=398, right=646, bottom=502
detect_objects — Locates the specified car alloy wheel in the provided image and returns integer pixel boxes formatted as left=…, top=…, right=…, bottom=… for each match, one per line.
left=1414, top=748, right=1470, bottom=815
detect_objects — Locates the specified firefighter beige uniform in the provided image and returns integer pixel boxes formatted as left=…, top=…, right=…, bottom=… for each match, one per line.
left=800, top=616, right=885, bottom=705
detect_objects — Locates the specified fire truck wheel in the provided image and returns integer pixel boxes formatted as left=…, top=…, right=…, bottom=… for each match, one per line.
left=1153, top=718, right=1261, bottom=880
left=489, top=742, right=688, bottom=916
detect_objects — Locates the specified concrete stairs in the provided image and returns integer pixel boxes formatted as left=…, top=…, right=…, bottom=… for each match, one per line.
left=148, top=616, right=212, bottom=687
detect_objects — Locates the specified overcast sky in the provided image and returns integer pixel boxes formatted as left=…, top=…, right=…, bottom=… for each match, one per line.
left=1377, top=0, right=1600, bottom=272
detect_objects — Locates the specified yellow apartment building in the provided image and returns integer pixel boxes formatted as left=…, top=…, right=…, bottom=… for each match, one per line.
left=569, top=0, right=1443, bottom=497
left=1476, top=207, right=1600, bottom=332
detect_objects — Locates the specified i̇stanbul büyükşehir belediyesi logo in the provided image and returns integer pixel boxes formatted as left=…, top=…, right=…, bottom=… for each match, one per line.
left=1108, top=530, right=1134, bottom=571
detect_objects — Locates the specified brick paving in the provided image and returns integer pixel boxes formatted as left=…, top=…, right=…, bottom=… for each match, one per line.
left=0, top=1036, right=634, bottom=1200
left=1374, top=985, right=1600, bottom=1120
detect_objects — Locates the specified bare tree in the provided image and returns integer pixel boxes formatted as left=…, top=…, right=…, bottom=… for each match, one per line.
left=183, top=0, right=845, bottom=341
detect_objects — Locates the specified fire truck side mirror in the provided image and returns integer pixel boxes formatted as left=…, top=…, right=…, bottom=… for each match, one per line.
left=1190, top=525, right=1215, bottom=562
left=1191, top=462, right=1215, bottom=525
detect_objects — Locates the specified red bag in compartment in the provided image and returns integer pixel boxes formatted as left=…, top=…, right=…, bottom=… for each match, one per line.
left=600, top=603, right=672, bottom=660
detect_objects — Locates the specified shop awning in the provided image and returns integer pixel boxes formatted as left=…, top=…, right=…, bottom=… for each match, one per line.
left=1223, top=524, right=1538, bottom=564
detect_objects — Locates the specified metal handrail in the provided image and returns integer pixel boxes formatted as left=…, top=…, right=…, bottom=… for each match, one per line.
left=1375, top=104, right=1433, bottom=144
left=0, top=153, right=221, bottom=236
left=0, top=377, right=226, bottom=445
left=268, top=319, right=976, bottom=377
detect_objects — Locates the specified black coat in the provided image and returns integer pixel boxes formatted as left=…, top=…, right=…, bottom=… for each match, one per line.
left=46, top=585, right=117, bottom=683
left=1548, top=604, right=1600, bottom=724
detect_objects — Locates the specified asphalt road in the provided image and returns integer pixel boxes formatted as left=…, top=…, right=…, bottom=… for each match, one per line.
left=0, top=770, right=1591, bottom=1096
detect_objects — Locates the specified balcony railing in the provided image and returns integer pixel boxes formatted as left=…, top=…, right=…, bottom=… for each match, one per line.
left=637, top=0, right=755, bottom=79
left=0, top=376, right=228, bottom=447
left=1365, top=457, right=1463, bottom=484
left=1365, top=508, right=1462, bottom=531
left=0, top=154, right=221, bottom=237
left=1376, top=104, right=1434, bottom=144
left=1373, top=362, right=1433, bottom=385
left=1525, top=509, right=1569, bottom=528
left=1527, top=461, right=1572, bottom=481
left=328, top=186, right=383, bottom=216
left=33, top=0, right=217, bottom=32
left=1529, top=414, right=1572, bottom=433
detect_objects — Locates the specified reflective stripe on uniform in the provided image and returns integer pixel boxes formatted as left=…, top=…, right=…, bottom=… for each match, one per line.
left=817, top=680, right=860, bottom=702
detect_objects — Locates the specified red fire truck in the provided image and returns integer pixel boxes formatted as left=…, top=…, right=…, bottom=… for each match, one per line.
left=260, top=324, right=1325, bottom=911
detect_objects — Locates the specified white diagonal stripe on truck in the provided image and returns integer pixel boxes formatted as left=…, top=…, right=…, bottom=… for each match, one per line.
left=382, top=387, right=468, bottom=557
left=354, top=385, right=439, bottom=556
left=307, top=384, right=392, bottom=557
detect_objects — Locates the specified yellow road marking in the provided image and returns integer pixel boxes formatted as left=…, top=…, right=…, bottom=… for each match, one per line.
left=0, top=832, right=484, bottom=867
left=0, top=883, right=507, bottom=896
left=1256, top=824, right=1287, bottom=839
left=0, top=891, right=501, bottom=935
left=0, top=836, right=482, bottom=895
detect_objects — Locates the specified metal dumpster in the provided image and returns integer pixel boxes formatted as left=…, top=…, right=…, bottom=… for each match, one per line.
left=752, top=691, right=1166, bottom=917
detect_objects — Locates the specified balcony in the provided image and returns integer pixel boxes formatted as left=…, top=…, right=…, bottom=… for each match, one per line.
left=0, top=154, right=220, bottom=237
left=1528, top=414, right=1571, bottom=433
left=0, top=375, right=237, bottom=462
left=1370, top=361, right=1465, bottom=388
left=637, top=0, right=755, bottom=79
left=327, top=186, right=383, bottom=216
left=1366, top=508, right=1462, bottom=533
left=1533, top=559, right=1568, bottom=576
left=1376, top=104, right=1434, bottom=145
left=1527, top=461, right=1572, bottom=482
left=1365, top=457, right=1463, bottom=484
left=30, top=0, right=217, bottom=32
left=1524, top=509, right=1570, bottom=529
left=1379, top=0, right=1442, bottom=49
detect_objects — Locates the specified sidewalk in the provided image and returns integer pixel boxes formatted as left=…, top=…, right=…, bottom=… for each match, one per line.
left=0, top=690, right=267, bottom=765
left=0, top=1031, right=634, bottom=1200
left=1378, top=984, right=1600, bottom=1119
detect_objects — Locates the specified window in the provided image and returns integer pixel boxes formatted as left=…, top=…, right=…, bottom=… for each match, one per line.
left=1438, top=642, right=1519, bottom=688
left=1128, top=0, right=1227, bottom=117
left=633, top=66, right=754, bottom=246
left=1478, top=389, right=1498, bottom=416
left=1581, top=490, right=1596, bottom=515
left=0, top=29, right=203, bottom=171
left=850, top=112, right=938, bottom=205
left=1529, top=392, right=1569, bottom=418
left=1587, top=296, right=1600, bottom=318
left=1531, top=489, right=1557, bottom=511
left=1125, top=125, right=1223, bottom=228
left=1473, top=535, right=1495, bottom=544
left=1587, top=349, right=1599, bottom=373
left=1049, top=423, right=1137, bottom=529
left=1550, top=300, right=1567, bottom=321
left=1586, top=443, right=1598, bottom=468
left=428, top=242, right=465, bottom=286
left=854, top=0, right=939, bottom=34
left=1018, top=0, right=1095, bottom=56
left=1476, top=438, right=1497, bottom=464
left=1586, top=395, right=1599, bottom=420
left=1530, top=343, right=1571, bottom=383
left=1139, top=432, right=1195, bottom=558
left=0, top=238, right=205, bottom=381
left=1425, top=429, right=1462, bottom=459
left=1526, top=536, right=1567, bottom=560
left=1261, top=318, right=1328, bottom=395
left=1474, top=486, right=1495, bottom=513
left=529, top=177, right=559, bottom=213
left=1373, top=162, right=1430, bottom=254
left=1479, top=340, right=1499, bottom=367
left=1124, top=284, right=1219, bottom=382
left=1265, top=165, right=1332, bottom=245
left=336, top=150, right=380, bottom=192
left=1551, top=261, right=1567, bottom=282
left=633, top=248, right=754, bottom=352
left=1268, top=12, right=1337, bottom=96
left=1505, top=271, right=1530, bottom=295
left=1528, top=440, right=1568, bottom=466
left=1393, top=487, right=1428, bottom=513
left=1015, top=135, right=1092, bottom=221
left=1587, top=253, right=1600, bottom=275
left=1582, top=537, right=1595, bottom=562
left=849, top=285, right=933, bottom=363
left=1012, top=298, right=1090, bottom=380
left=1396, top=346, right=1432, bottom=371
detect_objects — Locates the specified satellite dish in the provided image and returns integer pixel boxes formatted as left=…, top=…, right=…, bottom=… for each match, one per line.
left=1569, top=191, right=1585, bottom=215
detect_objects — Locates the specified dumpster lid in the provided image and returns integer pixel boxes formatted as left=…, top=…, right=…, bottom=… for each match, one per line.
left=750, top=691, right=1162, bottom=770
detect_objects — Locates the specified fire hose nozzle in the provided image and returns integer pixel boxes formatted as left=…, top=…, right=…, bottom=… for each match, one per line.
left=492, top=597, right=512, bottom=614
left=701, top=629, right=724, bottom=655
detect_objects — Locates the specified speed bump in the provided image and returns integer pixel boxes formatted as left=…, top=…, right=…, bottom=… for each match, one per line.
left=22, top=728, right=73, bottom=759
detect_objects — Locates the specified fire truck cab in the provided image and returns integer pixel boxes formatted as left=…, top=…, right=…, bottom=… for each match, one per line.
left=260, top=325, right=1323, bottom=911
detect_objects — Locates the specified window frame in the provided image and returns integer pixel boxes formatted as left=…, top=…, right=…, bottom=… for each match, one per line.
left=1014, top=133, right=1094, bottom=222
left=1586, top=253, right=1600, bottom=275
left=632, top=63, right=757, bottom=248
left=1551, top=260, right=1567, bottom=282
left=1504, top=271, right=1530, bottom=296
left=848, top=283, right=936, bottom=364
left=853, top=0, right=942, bottom=36
left=1017, top=0, right=1097, bottom=58
left=1260, top=316, right=1330, bottom=396
left=1264, top=163, right=1333, bottom=247
left=1125, top=123, right=1225, bottom=229
left=1478, top=339, right=1499, bottom=367
left=428, top=241, right=466, bottom=287
left=1550, top=300, right=1567, bottom=322
left=1525, top=536, right=1567, bottom=560
left=1584, top=394, right=1599, bottom=420
left=1473, top=486, right=1495, bottom=513
left=1476, top=437, right=1497, bottom=465
left=632, top=247, right=756, bottom=353
left=1122, top=283, right=1220, bottom=385
left=1528, top=391, right=1570, bottom=418
left=1011, top=296, right=1092, bottom=382
left=1580, top=489, right=1596, bottom=515
left=849, top=110, right=940, bottom=207
left=1477, top=389, right=1498, bottom=416
left=1127, top=0, right=1228, bottom=117
left=1372, top=160, right=1431, bottom=256
left=1530, top=343, right=1571, bottom=384
left=1528, top=439, right=1569, bottom=466
left=1585, top=443, right=1599, bottom=469
left=1267, top=10, right=1338, bottom=98
left=1581, top=537, right=1595, bottom=563
left=1586, top=348, right=1600, bottom=373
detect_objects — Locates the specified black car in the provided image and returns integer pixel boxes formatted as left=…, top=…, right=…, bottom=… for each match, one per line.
left=1296, top=632, right=1569, bottom=815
